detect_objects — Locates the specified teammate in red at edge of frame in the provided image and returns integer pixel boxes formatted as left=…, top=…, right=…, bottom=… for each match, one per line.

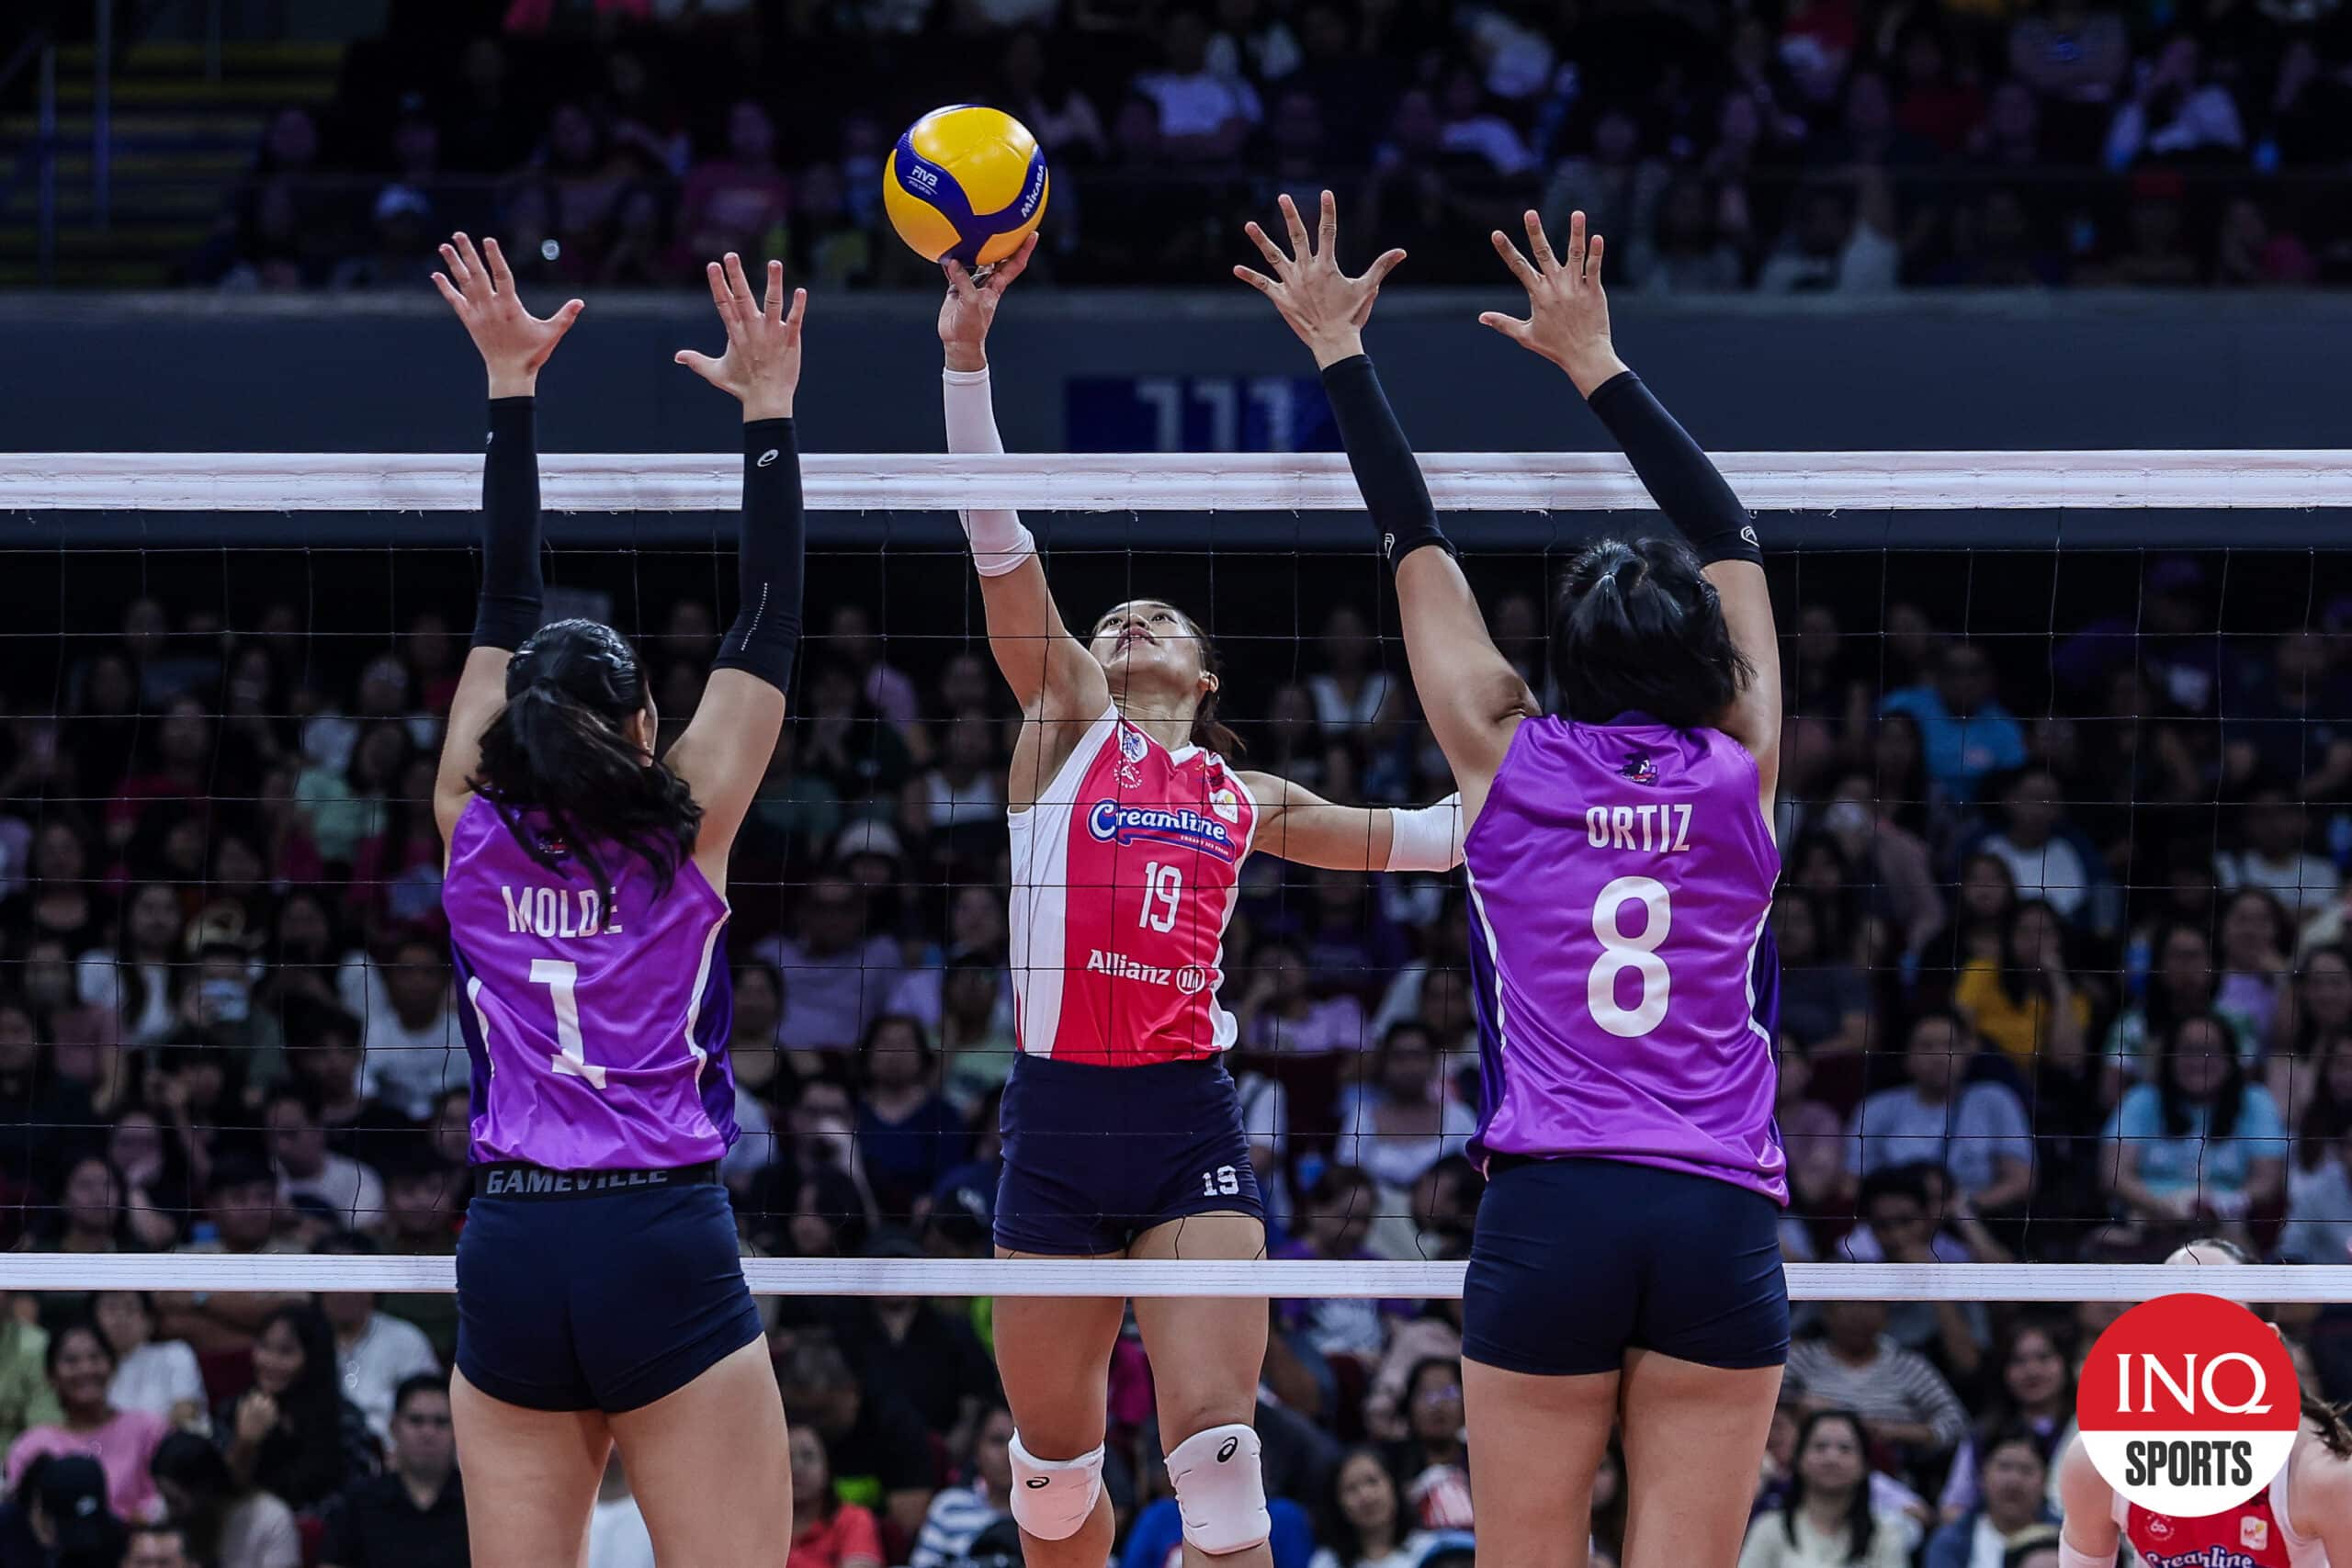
left=2058, top=1240, right=2352, bottom=1568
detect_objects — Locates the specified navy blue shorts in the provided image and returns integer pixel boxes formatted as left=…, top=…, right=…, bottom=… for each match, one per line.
left=996, top=1055, right=1261, bottom=1256
left=455, top=1164, right=763, bottom=1414
left=1464, top=1156, right=1788, bottom=1378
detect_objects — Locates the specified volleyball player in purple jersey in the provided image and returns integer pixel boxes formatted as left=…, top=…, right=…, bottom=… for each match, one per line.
left=427, top=234, right=807, bottom=1564
left=1241, top=196, right=1787, bottom=1568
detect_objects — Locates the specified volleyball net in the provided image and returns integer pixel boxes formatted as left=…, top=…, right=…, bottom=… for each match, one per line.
left=4, top=447, right=2352, bottom=1307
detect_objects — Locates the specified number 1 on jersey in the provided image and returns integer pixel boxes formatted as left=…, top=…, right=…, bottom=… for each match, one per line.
left=1139, top=862, right=1183, bottom=933
left=532, top=958, right=606, bottom=1089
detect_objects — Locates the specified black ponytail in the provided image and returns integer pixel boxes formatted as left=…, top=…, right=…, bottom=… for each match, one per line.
left=469, top=618, right=701, bottom=908
left=1553, top=536, right=1752, bottom=730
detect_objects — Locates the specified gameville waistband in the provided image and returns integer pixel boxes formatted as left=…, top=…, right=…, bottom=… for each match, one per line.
left=472, top=1161, right=719, bottom=1201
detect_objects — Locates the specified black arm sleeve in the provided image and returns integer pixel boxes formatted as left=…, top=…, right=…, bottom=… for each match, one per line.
left=471, top=395, right=545, bottom=650
left=710, top=417, right=806, bottom=693
left=1320, top=354, right=1453, bottom=571
left=1585, top=370, right=1762, bottom=566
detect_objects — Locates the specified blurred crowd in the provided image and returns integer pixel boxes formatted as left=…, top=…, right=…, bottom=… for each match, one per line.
left=181, top=0, right=2352, bottom=294
left=3, top=545, right=2352, bottom=1566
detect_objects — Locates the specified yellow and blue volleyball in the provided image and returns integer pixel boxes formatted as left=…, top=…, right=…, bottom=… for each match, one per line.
left=883, top=105, right=1049, bottom=269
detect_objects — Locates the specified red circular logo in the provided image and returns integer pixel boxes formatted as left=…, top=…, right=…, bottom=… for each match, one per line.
left=2075, top=1293, right=2301, bottom=1517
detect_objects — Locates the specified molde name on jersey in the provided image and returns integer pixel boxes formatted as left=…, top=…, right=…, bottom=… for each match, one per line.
left=1088, top=800, right=1238, bottom=861
left=498, top=884, right=622, bottom=939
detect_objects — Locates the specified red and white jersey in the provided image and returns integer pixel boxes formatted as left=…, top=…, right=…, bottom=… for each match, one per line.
left=2115, top=1462, right=2328, bottom=1568
left=1008, top=706, right=1259, bottom=1066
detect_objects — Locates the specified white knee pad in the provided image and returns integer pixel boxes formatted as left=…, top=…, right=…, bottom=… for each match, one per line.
left=1164, top=1423, right=1272, bottom=1556
left=1008, top=1432, right=1104, bottom=1541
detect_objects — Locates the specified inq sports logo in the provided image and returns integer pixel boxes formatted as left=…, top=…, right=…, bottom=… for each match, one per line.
left=2075, top=1293, right=2301, bottom=1518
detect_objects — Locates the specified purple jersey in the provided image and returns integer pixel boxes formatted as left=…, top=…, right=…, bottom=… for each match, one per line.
left=445, top=795, right=738, bottom=1170
left=1463, top=716, right=1787, bottom=1204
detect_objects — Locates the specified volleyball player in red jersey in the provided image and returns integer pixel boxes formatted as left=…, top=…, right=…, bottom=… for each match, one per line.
left=2057, top=1241, right=2352, bottom=1568
left=935, top=234, right=1468, bottom=1568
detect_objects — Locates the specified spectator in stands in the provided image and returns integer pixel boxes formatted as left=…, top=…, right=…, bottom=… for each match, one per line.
left=149, top=1429, right=301, bottom=1568
left=311, top=1237, right=438, bottom=1446
left=775, top=1337, right=936, bottom=1543
left=2221, top=786, right=2340, bottom=929
left=1755, top=175, right=1900, bottom=294
left=22, top=1156, right=137, bottom=1261
left=2282, top=1043, right=2352, bottom=1261
left=1847, top=1012, right=2034, bottom=1214
left=758, top=874, right=905, bottom=1053
left=1385, top=1358, right=1470, bottom=1531
left=1782, top=1302, right=1971, bottom=1461
left=1951, top=901, right=2092, bottom=1085
left=675, top=101, right=792, bottom=268
left=1238, top=942, right=1369, bottom=1055
left=786, top=1420, right=885, bottom=1568
left=217, top=1304, right=377, bottom=1515
left=0, top=1299, right=55, bottom=1459
left=2213, top=198, right=2317, bottom=288
left=2087, top=179, right=2199, bottom=288
left=316, top=1375, right=464, bottom=1568
left=1738, top=1408, right=1913, bottom=1568
left=354, top=935, right=463, bottom=1122
left=1882, top=642, right=2028, bottom=806
left=1920, top=1427, right=2057, bottom=1568
left=158, top=1156, right=300, bottom=1356
left=1135, top=8, right=1262, bottom=160
left=2101, top=1011, right=2288, bottom=1245
left=2103, top=34, right=2245, bottom=170
left=92, top=1293, right=200, bottom=1433
left=75, top=886, right=184, bottom=1047
left=266, top=1087, right=383, bottom=1230
left=2216, top=889, right=2293, bottom=1049
left=125, top=1521, right=194, bottom=1568
left=1631, top=176, right=1749, bottom=294
left=2105, top=922, right=2245, bottom=1086
left=4, top=1455, right=128, bottom=1568
left=1335, top=1024, right=1476, bottom=1195
left=998, top=29, right=1110, bottom=168
left=5, top=1322, right=167, bottom=1523
left=2273, top=947, right=2352, bottom=1117
left=1776, top=893, right=1873, bottom=1059
left=1939, top=1318, right=2075, bottom=1520
left=908, top=1404, right=1013, bottom=1568
left=1969, top=768, right=2098, bottom=924
left=1838, top=1168, right=1990, bottom=1376
left=852, top=1017, right=967, bottom=1216
left=1309, top=1448, right=1429, bottom=1568
left=2008, top=0, right=2130, bottom=148
left=830, top=1234, right=997, bottom=1442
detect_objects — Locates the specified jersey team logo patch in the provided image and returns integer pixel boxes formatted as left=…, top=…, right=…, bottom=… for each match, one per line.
left=2076, top=1293, right=2301, bottom=1517
left=1119, top=727, right=1149, bottom=763
left=1621, top=753, right=1658, bottom=785
left=2244, top=1517, right=2269, bottom=1551
left=1088, top=800, right=1238, bottom=861
left=1209, top=787, right=1241, bottom=825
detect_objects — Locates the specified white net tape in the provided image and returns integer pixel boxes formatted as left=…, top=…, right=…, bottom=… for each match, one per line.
left=0, top=1258, right=2335, bottom=1302
left=13, top=446, right=2346, bottom=1306
left=6, top=449, right=2352, bottom=511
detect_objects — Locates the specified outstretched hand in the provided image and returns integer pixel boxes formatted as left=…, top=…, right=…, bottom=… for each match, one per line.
left=675, top=254, right=807, bottom=422
left=940, top=232, right=1036, bottom=373
left=431, top=232, right=582, bottom=399
left=1234, top=190, right=1405, bottom=369
left=1478, top=209, right=1627, bottom=397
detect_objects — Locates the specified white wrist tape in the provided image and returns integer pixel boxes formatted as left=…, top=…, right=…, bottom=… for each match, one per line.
left=2059, top=1541, right=2117, bottom=1568
left=943, top=366, right=1035, bottom=577
left=1385, top=794, right=1465, bottom=873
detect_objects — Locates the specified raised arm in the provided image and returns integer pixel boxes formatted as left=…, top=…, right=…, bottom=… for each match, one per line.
left=938, top=235, right=1108, bottom=733
left=1236, top=191, right=1537, bottom=820
left=428, top=231, right=584, bottom=847
left=1238, top=771, right=1464, bottom=874
left=1482, top=209, right=1783, bottom=807
left=664, top=253, right=806, bottom=888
